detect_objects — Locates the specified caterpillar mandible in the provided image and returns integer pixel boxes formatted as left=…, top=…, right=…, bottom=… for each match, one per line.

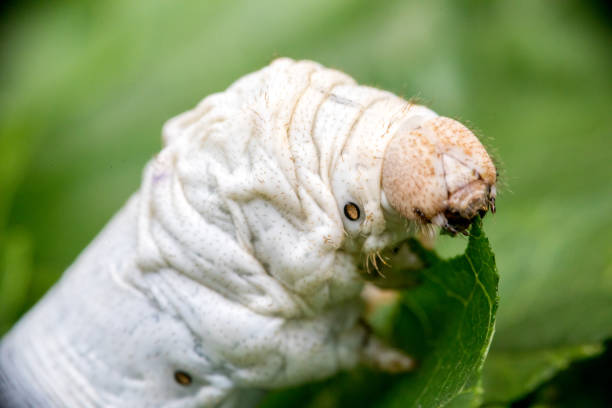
left=0, top=58, right=497, bottom=408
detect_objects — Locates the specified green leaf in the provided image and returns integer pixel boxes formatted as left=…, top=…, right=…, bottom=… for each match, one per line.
left=481, top=344, right=602, bottom=405
left=522, top=341, right=612, bottom=408
left=481, top=193, right=612, bottom=404
left=379, top=217, right=498, bottom=408
left=260, top=218, right=499, bottom=408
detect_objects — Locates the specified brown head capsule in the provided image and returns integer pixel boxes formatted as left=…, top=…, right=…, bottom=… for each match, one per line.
left=382, top=116, right=496, bottom=234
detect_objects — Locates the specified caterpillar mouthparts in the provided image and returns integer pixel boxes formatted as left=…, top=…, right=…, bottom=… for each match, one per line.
left=435, top=180, right=496, bottom=235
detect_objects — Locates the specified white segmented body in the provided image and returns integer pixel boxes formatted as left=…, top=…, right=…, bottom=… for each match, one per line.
left=0, top=58, right=496, bottom=407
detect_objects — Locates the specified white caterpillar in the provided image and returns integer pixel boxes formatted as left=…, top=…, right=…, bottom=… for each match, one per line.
left=0, top=58, right=496, bottom=408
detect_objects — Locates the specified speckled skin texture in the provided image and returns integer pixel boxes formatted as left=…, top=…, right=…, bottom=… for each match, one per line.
left=0, top=59, right=496, bottom=407
left=382, top=116, right=496, bottom=228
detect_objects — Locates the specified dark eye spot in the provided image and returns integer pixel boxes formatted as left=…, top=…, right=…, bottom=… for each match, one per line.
left=344, top=202, right=360, bottom=221
left=392, top=247, right=400, bottom=254
left=174, top=371, right=192, bottom=386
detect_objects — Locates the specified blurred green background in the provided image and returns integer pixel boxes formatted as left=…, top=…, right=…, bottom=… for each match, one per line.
left=1, top=0, right=611, bottom=406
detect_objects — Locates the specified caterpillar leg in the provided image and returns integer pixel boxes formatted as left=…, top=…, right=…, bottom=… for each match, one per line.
left=361, top=335, right=415, bottom=373
left=360, top=286, right=414, bottom=373
left=361, top=283, right=400, bottom=317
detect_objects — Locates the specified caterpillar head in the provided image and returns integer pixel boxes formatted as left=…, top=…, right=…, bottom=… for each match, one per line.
left=382, top=116, right=497, bottom=235
left=331, top=105, right=496, bottom=263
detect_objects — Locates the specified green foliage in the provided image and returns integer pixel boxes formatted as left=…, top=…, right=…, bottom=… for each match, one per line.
left=1, top=0, right=611, bottom=405
left=520, top=340, right=612, bottom=407
left=384, top=219, right=498, bottom=407
left=482, top=344, right=602, bottom=404
left=479, top=193, right=612, bottom=405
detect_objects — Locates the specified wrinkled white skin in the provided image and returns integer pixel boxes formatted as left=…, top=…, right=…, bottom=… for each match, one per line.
left=0, top=59, right=442, bottom=407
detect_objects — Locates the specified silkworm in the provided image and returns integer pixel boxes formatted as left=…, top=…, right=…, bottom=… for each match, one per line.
left=0, top=58, right=497, bottom=408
